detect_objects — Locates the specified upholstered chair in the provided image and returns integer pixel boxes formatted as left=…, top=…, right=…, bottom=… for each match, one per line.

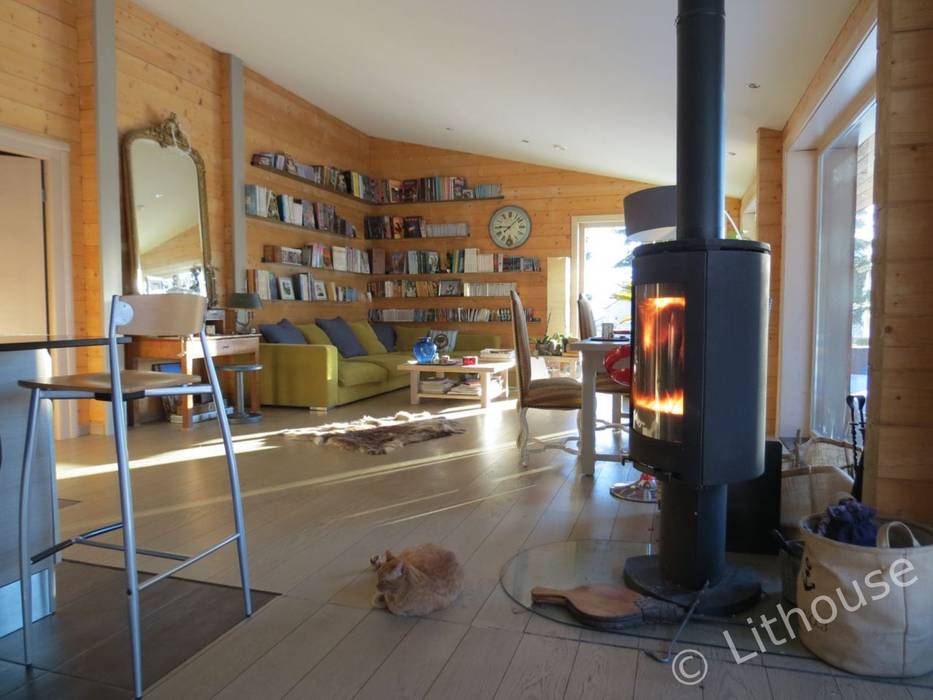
left=511, top=290, right=582, bottom=465
left=578, top=295, right=629, bottom=425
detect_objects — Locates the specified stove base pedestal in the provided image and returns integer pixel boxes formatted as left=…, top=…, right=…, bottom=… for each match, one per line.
left=623, top=554, right=761, bottom=616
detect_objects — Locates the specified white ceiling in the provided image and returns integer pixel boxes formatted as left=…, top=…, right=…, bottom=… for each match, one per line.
left=139, top=0, right=856, bottom=197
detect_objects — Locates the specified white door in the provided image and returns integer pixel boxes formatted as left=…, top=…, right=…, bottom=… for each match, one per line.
left=0, top=154, right=47, bottom=334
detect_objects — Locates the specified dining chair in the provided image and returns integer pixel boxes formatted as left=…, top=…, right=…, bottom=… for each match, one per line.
left=18, top=294, right=251, bottom=699
left=577, top=295, right=629, bottom=427
left=511, top=290, right=582, bottom=466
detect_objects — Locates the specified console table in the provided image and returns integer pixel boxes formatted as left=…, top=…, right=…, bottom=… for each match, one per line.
left=125, top=334, right=261, bottom=429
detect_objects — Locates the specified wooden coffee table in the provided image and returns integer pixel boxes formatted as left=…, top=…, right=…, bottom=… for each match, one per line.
left=397, top=360, right=515, bottom=408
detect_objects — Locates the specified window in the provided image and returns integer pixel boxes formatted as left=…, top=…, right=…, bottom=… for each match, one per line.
left=811, top=103, right=875, bottom=439
left=571, top=218, right=639, bottom=334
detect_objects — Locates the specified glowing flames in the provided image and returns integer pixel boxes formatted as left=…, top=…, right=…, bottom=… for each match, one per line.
left=634, top=294, right=686, bottom=417
left=632, top=387, right=685, bottom=415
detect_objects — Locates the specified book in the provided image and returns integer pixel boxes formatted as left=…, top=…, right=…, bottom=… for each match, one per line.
left=332, top=246, right=348, bottom=272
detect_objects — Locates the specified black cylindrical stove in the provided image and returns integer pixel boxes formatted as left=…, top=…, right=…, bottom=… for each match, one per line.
left=623, top=240, right=770, bottom=612
left=621, top=0, right=771, bottom=614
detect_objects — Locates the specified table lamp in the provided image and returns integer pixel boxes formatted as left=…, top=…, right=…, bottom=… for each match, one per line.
left=227, top=292, right=262, bottom=334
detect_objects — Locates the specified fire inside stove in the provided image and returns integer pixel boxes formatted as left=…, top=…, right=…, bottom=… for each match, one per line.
left=632, top=284, right=685, bottom=442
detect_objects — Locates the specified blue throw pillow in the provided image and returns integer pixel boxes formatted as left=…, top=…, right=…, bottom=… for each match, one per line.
left=316, top=317, right=367, bottom=358
left=259, top=318, right=307, bottom=344
left=370, top=322, right=397, bottom=352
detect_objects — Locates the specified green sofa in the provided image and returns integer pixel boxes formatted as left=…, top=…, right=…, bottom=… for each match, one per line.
left=260, top=325, right=502, bottom=410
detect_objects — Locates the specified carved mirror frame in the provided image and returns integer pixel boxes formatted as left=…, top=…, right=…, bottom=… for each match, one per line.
left=121, top=113, right=216, bottom=307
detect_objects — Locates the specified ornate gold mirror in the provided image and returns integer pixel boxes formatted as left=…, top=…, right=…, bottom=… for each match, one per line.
left=122, top=113, right=215, bottom=306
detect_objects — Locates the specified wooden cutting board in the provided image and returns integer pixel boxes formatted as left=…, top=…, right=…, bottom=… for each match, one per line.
left=531, top=584, right=644, bottom=627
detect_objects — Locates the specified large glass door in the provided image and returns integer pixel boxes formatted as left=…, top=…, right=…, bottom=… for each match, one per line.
left=811, top=104, right=875, bottom=439
left=574, top=220, right=639, bottom=332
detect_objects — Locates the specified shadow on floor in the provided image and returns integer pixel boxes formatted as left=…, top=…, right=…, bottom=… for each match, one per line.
left=0, top=561, right=275, bottom=698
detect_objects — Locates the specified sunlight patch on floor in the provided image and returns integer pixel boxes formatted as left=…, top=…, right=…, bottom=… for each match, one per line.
left=56, top=438, right=278, bottom=479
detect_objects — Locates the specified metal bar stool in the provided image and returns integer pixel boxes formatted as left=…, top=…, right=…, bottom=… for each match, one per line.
left=18, top=294, right=252, bottom=699
left=219, top=363, right=262, bottom=423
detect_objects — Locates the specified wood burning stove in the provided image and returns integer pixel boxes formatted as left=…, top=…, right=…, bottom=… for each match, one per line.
left=621, top=0, right=771, bottom=615
left=629, top=240, right=770, bottom=483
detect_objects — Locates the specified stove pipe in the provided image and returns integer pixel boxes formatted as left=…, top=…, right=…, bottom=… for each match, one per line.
left=676, top=0, right=725, bottom=242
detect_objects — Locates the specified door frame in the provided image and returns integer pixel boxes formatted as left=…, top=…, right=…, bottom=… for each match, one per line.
left=0, top=125, right=78, bottom=439
left=570, top=214, right=626, bottom=336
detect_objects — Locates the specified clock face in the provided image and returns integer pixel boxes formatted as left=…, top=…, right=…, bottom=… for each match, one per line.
left=489, top=206, right=531, bottom=249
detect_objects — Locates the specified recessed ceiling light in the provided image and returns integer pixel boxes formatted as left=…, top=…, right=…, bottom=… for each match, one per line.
left=746, top=82, right=760, bottom=89
left=552, top=144, right=566, bottom=151
left=154, top=193, right=164, bottom=199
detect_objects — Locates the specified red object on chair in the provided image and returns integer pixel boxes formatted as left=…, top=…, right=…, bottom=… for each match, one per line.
left=603, top=344, right=632, bottom=386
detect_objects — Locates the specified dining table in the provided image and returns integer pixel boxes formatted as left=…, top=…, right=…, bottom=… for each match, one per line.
left=0, top=334, right=127, bottom=637
left=567, top=337, right=630, bottom=476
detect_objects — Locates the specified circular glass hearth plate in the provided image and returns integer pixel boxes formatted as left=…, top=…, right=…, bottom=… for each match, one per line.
left=609, top=480, right=659, bottom=503
left=499, top=539, right=816, bottom=659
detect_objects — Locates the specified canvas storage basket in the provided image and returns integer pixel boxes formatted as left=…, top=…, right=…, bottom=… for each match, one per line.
left=797, top=517, right=933, bottom=677
left=781, top=466, right=853, bottom=531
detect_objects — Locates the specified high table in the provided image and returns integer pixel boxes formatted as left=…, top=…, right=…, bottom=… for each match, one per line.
left=567, top=338, right=629, bottom=476
left=0, top=335, right=127, bottom=636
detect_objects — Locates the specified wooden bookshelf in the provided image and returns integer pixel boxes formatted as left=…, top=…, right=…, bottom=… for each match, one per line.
left=375, top=197, right=504, bottom=207
left=262, top=299, right=367, bottom=307
left=257, top=260, right=370, bottom=279
left=369, top=296, right=512, bottom=303
left=368, top=271, right=543, bottom=279
left=250, top=163, right=504, bottom=208
left=246, top=214, right=368, bottom=247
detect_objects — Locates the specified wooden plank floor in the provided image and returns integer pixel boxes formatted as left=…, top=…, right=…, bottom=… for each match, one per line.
left=7, top=389, right=930, bottom=699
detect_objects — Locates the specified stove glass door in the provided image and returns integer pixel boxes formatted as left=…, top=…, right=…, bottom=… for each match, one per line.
left=632, top=283, right=685, bottom=442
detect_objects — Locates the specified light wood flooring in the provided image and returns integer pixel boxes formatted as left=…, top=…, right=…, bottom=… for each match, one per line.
left=7, top=390, right=931, bottom=699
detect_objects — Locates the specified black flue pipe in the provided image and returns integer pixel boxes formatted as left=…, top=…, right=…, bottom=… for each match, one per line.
left=676, top=0, right=725, bottom=241
left=661, top=0, right=727, bottom=588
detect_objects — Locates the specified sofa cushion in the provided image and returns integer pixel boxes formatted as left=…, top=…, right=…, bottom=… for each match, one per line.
left=338, top=359, right=388, bottom=387
left=346, top=353, right=410, bottom=378
left=259, top=318, right=307, bottom=344
left=296, top=323, right=332, bottom=345
left=394, top=326, right=431, bottom=352
left=456, top=333, right=502, bottom=351
left=349, top=320, right=387, bottom=355
left=370, top=321, right=397, bottom=352
left=316, top=317, right=367, bottom=358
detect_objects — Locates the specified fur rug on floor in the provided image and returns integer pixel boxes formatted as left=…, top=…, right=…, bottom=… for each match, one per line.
left=283, top=411, right=466, bottom=454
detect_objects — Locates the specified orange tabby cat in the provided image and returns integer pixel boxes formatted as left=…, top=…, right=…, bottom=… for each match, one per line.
left=370, top=544, right=463, bottom=616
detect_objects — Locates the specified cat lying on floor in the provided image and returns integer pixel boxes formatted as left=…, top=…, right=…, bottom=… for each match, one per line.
left=370, top=544, right=463, bottom=616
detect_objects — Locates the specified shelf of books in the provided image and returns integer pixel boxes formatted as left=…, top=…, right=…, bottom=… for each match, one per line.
left=368, top=278, right=516, bottom=302
left=246, top=214, right=368, bottom=247
left=246, top=267, right=367, bottom=305
left=250, top=153, right=504, bottom=207
left=369, top=248, right=541, bottom=276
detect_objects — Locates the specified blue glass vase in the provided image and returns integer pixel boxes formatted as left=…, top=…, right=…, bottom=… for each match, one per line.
left=413, top=336, right=437, bottom=364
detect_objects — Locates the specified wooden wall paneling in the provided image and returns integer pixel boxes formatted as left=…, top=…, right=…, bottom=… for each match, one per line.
left=864, top=0, right=933, bottom=525
left=367, top=138, right=659, bottom=344
left=114, top=0, right=228, bottom=308
left=0, top=0, right=96, bottom=429
left=755, top=128, right=784, bottom=435
left=783, top=0, right=877, bottom=149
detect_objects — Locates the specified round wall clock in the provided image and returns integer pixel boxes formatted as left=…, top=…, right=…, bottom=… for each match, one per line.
left=489, top=205, right=532, bottom=249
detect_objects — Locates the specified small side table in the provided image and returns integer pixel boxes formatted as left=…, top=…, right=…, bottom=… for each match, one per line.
left=220, top=363, right=263, bottom=423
